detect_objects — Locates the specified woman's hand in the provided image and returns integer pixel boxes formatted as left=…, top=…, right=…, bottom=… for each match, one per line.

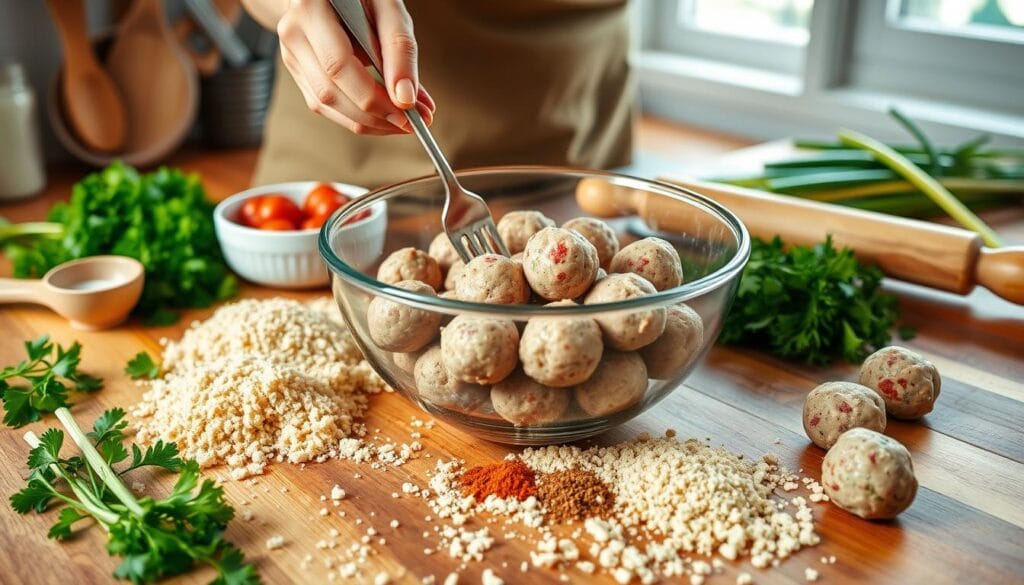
left=275, top=0, right=435, bottom=135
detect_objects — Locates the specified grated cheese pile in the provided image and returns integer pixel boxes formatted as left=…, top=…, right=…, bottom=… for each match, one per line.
left=133, top=298, right=388, bottom=479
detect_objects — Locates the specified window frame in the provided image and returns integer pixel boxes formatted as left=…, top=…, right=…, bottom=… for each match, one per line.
left=633, top=0, right=1024, bottom=147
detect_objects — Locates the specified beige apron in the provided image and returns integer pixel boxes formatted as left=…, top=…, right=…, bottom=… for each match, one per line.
left=252, top=0, right=633, bottom=189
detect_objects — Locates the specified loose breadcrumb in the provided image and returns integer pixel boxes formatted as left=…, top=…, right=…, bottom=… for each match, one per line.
left=266, top=535, right=285, bottom=550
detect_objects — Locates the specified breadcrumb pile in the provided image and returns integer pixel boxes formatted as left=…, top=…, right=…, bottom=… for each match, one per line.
left=132, top=298, right=388, bottom=479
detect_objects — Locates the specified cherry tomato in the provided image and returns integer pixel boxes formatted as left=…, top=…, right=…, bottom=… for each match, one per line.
left=259, top=218, right=297, bottom=231
left=301, top=213, right=331, bottom=230
left=240, top=196, right=264, bottom=227
left=304, top=183, right=349, bottom=218
left=342, top=208, right=372, bottom=226
left=255, top=195, right=303, bottom=226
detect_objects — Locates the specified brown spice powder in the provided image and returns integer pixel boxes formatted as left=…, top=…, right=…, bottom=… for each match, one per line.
left=537, top=468, right=616, bottom=523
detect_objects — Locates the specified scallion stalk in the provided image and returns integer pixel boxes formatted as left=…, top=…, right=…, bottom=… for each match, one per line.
left=838, top=128, right=1004, bottom=247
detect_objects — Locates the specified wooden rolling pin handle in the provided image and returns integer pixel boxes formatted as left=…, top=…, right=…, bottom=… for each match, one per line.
left=576, top=177, right=1024, bottom=305
left=976, top=248, right=1024, bottom=305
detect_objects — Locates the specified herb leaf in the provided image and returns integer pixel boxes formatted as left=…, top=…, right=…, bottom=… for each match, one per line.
left=125, top=352, right=161, bottom=380
left=0, top=337, right=103, bottom=428
left=721, top=236, right=900, bottom=364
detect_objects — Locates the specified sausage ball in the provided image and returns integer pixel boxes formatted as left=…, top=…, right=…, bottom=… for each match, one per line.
left=574, top=351, right=648, bottom=417
left=392, top=349, right=424, bottom=374
left=440, top=315, right=519, bottom=384
left=377, top=247, right=443, bottom=290
left=858, top=346, right=941, bottom=419
left=491, top=370, right=570, bottom=425
left=822, top=428, right=918, bottom=520
left=413, top=345, right=490, bottom=413
left=802, top=381, right=886, bottom=450
left=428, top=232, right=462, bottom=272
left=455, top=253, right=531, bottom=305
left=497, top=210, right=555, bottom=254
left=522, top=227, right=599, bottom=301
left=366, top=280, right=442, bottom=352
left=444, top=260, right=465, bottom=291
left=519, top=300, right=603, bottom=387
left=583, top=273, right=666, bottom=351
left=639, top=304, right=704, bottom=379
left=562, top=217, right=620, bottom=270
left=609, top=237, right=683, bottom=292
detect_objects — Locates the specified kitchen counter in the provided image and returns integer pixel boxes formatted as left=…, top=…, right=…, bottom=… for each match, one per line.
left=1, top=138, right=1023, bottom=585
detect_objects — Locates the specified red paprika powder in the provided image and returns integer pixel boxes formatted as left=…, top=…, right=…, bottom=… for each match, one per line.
left=459, top=460, right=538, bottom=502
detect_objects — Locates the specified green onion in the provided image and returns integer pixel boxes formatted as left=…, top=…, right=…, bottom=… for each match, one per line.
left=838, top=128, right=1004, bottom=247
left=889, top=108, right=941, bottom=176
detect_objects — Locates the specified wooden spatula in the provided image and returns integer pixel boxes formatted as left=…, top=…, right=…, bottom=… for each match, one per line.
left=44, top=0, right=127, bottom=152
left=576, top=177, right=1024, bottom=305
left=106, top=0, right=198, bottom=155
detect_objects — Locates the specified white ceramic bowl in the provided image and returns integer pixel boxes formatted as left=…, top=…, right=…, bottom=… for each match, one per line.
left=214, top=181, right=386, bottom=288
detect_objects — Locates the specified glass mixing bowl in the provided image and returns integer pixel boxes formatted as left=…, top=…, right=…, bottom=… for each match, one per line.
left=320, top=167, right=749, bottom=445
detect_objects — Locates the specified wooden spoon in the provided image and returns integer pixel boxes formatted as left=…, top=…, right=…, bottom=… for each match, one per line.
left=0, top=256, right=144, bottom=330
left=44, top=0, right=127, bottom=152
left=576, top=177, right=1024, bottom=305
left=106, top=0, right=198, bottom=156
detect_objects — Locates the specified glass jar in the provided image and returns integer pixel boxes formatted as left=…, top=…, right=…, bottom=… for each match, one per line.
left=0, top=60, right=46, bottom=199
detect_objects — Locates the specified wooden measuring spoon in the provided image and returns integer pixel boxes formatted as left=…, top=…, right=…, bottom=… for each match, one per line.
left=0, top=256, right=144, bottom=330
left=576, top=177, right=1024, bottom=305
left=106, top=0, right=198, bottom=156
left=44, top=0, right=127, bottom=152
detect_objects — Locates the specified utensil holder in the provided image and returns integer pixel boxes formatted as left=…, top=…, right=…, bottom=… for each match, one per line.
left=200, top=58, right=274, bottom=148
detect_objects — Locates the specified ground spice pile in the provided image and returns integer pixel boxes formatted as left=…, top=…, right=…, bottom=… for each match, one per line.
left=132, top=298, right=388, bottom=480
left=537, top=468, right=616, bottom=523
left=459, top=460, right=538, bottom=502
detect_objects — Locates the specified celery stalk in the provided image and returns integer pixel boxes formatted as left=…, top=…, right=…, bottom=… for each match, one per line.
left=838, top=128, right=1004, bottom=247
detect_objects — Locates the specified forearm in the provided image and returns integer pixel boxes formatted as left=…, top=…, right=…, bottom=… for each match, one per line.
left=240, top=0, right=291, bottom=30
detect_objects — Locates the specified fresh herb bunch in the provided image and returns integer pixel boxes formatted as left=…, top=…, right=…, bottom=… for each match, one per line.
left=0, top=336, right=102, bottom=428
left=720, top=236, right=899, bottom=364
left=4, top=162, right=237, bottom=325
left=125, top=352, right=161, bottom=380
left=11, top=407, right=259, bottom=585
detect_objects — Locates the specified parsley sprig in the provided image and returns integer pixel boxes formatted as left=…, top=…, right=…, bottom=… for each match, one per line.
left=11, top=407, right=259, bottom=585
left=125, top=352, right=161, bottom=380
left=720, top=236, right=899, bottom=364
left=0, top=336, right=103, bottom=428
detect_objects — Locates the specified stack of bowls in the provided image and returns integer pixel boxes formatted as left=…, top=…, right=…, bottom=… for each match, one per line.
left=200, top=58, right=274, bottom=148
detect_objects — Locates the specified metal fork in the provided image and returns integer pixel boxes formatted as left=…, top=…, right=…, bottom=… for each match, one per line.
left=328, top=0, right=510, bottom=262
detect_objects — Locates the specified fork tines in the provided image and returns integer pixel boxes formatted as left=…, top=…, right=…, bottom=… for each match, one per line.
left=450, top=220, right=509, bottom=262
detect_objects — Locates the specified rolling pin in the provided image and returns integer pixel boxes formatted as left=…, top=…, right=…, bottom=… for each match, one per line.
left=576, top=177, right=1024, bottom=305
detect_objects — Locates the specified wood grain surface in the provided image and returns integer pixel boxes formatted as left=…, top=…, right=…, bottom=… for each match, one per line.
left=1, top=144, right=1023, bottom=585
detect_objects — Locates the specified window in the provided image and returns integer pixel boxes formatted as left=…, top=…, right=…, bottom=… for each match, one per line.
left=634, top=0, right=1024, bottom=145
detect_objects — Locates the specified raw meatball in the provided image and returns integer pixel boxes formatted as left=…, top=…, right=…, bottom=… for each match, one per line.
left=519, top=300, right=603, bottom=387
left=497, top=210, right=555, bottom=254
left=574, top=351, right=648, bottom=417
left=522, top=227, right=599, bottom=301
left=822, top=428, right=917, bottom=520
left=858, top=346, right=941, bottom=419
left=392, top=349, right=424, bottom=374
left=802, top=381, right=887, bottom=450
left=455, top=254, right=531, bottom=305
left=491, top=370, right=570, bottom=425
left=583, top=273, right=666, bottom=351
left=377, top=247, right=443, bottom=290
left=441, top=315, right=519, bottom=384
left=639, top=304, right=704, bottom=379
left=414, top=345, right=489, bottom=413
left=609, top=237, right=683, bottom=291
left=563, top=217, right=620, bottom=270
left=428, top=232, right=462, bottom=272
left=444, top=260, right=465, bottom=291
left=366, top=280, right=441, bottom=352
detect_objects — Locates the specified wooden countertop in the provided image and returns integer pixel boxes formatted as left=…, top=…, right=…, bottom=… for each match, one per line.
left=1, top=145, right=1023, bottom=585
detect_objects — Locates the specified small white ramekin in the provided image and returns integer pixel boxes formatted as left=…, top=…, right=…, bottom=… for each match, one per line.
left=214, top=181, right=386, bottom=289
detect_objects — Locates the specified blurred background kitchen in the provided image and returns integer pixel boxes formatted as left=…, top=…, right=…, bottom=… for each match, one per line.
left=1, top=0, right=1022, bottom=200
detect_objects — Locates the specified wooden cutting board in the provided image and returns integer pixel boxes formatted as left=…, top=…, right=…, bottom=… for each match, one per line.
left=1, top=148, right=1022, bottom=585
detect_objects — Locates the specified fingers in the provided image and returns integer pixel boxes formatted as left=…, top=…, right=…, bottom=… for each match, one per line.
left=278, top=0, right=408, bottom=134
left=280, top=38, right=397, bottom=135
left=370, top=0, right=419, bottom=110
